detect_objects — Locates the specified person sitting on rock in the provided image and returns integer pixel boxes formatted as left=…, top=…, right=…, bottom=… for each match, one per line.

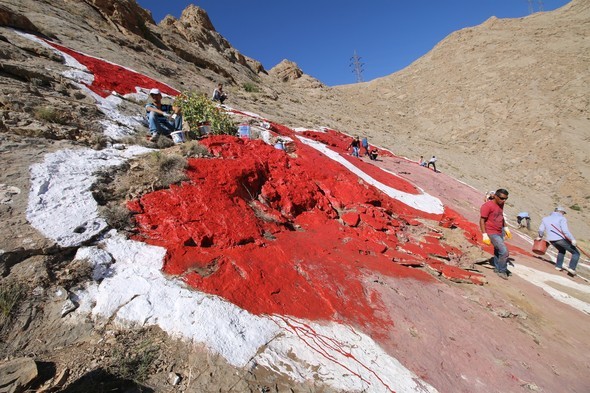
left=369, top=147, right=379, bottom=161
left=145, top=88, right=182, bottom=142
left=212, top=83, right=228, bottom=104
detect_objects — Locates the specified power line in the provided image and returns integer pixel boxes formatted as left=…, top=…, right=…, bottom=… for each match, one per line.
left=350, top=50, right=364, bottom=83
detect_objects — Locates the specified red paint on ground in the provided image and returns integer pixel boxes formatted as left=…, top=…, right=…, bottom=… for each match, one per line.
left=278, top=316, right=395, bottom=392
left=48, top=36, right=493, bottom=334
left=43, top=40, right=178, bottom=98
left=299, top=129, right=393, bottom=159
left=132, top=134, right=486, bottom=336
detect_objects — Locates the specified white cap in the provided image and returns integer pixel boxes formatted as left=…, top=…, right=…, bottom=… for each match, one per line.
left=555, top=206, right=567, bottom=213
left=149, top=88, right=161, bottom=95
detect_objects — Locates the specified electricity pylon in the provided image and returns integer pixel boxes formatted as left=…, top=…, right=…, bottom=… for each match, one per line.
left=350, top=50, right=364, bottom=83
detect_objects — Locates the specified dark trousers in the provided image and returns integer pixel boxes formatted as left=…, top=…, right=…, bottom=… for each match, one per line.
left=550, top=239, right=580, bottom=270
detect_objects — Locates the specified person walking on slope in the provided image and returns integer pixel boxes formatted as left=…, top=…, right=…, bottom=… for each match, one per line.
left=538, top=206, right=580, bottom=275
left=480, top=189, right=512, bottom=279
left=348, top=136, right=361, bottom=157
left=427, top=156, right=438, bottom=172
left=361, top=137, right=370, bottom=156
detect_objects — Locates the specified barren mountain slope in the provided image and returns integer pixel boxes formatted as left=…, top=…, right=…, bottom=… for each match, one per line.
left=327, top=0, right=590, bottom=238
left=0, top=0, right=276, bottom=99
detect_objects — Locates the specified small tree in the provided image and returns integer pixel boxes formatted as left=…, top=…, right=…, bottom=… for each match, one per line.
left=176, top=91, right=237, bottom=135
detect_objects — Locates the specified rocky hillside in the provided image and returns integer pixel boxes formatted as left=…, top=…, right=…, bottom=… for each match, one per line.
left=331, top=0, right=590, bottom=239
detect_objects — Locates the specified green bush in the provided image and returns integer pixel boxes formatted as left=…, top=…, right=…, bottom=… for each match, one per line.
left=176, top=91, right=237, bottom=135
left=242, top=82, right=260, bottom=93
left=570, top=204, right=581, bottom=211
left=34, top=106, right=68, bottom=124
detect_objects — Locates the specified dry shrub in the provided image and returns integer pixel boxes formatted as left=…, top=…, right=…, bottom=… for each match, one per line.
left=147, top=152, right=189, bottom=189
left=0, top=280, right=25, bottom=329
left=107, top=338, right=159, bottom=383
left=87, top=133, right=108, bottom=150
left=120, top=133, right=152, bottom=148
left=154, top=136, right=175, bottom=149
left=180, top=140, right=211, bottom=158
left=102, top=202, right=133, bottom=230
left=34, top=106, right=68, bottom=124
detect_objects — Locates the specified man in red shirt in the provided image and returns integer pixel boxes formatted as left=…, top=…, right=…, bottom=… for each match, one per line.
left=480, top=189, right=512, bottom=279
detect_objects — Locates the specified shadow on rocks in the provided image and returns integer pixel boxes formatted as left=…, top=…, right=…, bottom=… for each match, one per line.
left=61, top=368, right=154, bottom=393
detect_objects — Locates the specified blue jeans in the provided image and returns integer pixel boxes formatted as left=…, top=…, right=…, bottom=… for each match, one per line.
left=352, top=147, right=360, bottom=157
left=550, top=239, right=580, bottom=270
left=489, top=234, right=509, bottom=273
left=147, top=112, right=182, bottom=136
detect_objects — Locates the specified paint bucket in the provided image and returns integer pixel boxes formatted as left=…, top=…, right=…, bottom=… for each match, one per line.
left=199, top=125, right=211, bottom=135
left=238, top=124, right=251, bottom=138
left=532, top=239, right=548, bottom=255
left=171, top=131, right=185, bottom=144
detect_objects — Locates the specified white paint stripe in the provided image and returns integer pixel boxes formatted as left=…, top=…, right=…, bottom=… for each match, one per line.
left=27, top=147, right=151, bottom=247
left=27, top=146, right=438, bottom=392
left=298, top=136, right=444, bottom=214
left=511, top=264, right=590, bottom=315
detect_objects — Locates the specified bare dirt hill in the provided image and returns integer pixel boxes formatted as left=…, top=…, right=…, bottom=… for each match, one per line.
left=277, top=0, right=590, bottom=241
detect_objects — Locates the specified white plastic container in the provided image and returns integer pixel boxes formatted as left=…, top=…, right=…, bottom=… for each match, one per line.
left=238, top=124, right=251, bottom=138
left=171, top=131, right=185, bottom=144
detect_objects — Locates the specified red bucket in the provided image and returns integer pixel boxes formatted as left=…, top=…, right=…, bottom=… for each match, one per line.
left=532, top=239, right=548, bottom=255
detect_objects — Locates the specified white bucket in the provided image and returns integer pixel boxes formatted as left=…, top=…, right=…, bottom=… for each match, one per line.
left=171, top=131, right=185, bottom=144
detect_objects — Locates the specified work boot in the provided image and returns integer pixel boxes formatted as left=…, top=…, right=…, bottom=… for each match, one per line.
left=564, top=267, right=577, bottom=276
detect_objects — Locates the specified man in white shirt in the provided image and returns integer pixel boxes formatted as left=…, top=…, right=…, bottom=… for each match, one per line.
left=538, top=206, right=579, bottom=275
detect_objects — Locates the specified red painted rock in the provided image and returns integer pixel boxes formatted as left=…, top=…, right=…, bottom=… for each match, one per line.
left=341, top=211, right=360, bottom=227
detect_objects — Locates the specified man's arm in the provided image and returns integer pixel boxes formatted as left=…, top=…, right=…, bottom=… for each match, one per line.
left=479, top=217, right=487, bottom=233
left=538, top=218, right=548, bottom=238
left=146, top=105, right=169, bottom=117
left=479, top=216, right=491, bottom=244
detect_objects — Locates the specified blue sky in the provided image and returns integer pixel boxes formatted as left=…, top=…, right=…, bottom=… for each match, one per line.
left=136, top=0, right=570, bottom=86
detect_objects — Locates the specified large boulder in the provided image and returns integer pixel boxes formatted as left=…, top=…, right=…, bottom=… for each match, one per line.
left=0, top=358, right=38, bottom=393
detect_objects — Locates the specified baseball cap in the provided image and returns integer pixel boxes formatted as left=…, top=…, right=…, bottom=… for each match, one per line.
left=555, top=206, right=567, bottom=213
left=149, top=88, right=161, bottom=95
